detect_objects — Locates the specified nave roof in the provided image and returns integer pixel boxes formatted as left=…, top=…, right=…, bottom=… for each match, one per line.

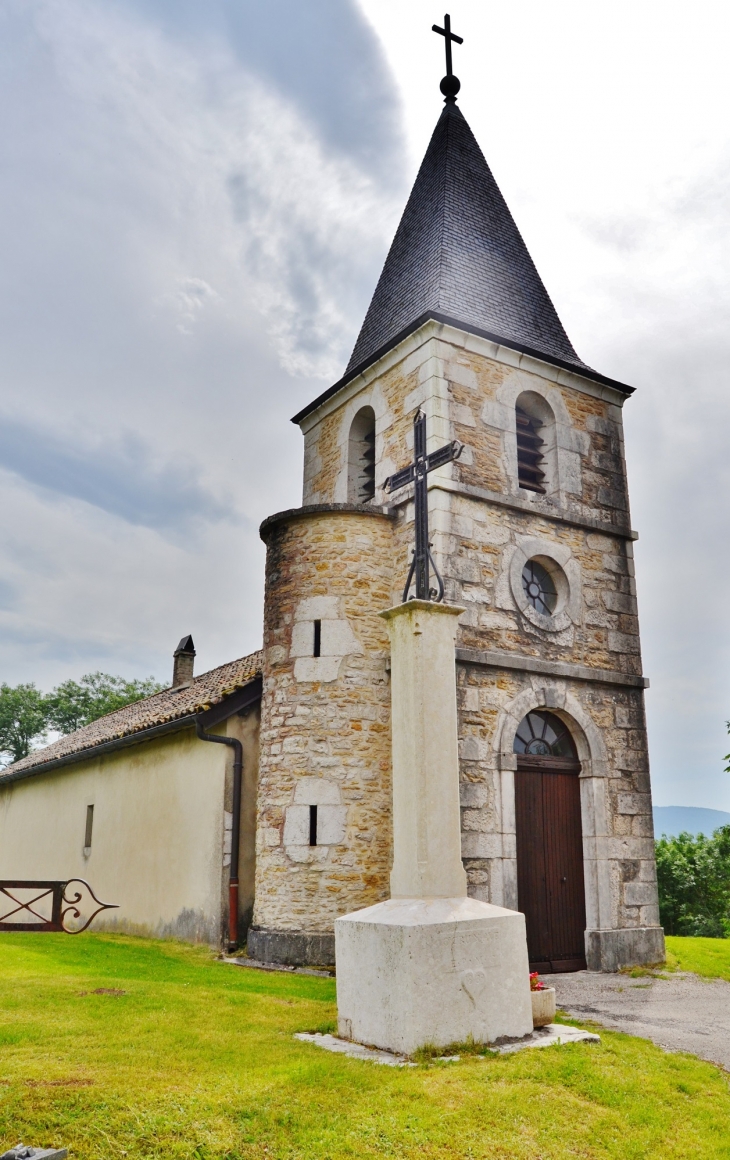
left=1, top=650, right=263, bottom=783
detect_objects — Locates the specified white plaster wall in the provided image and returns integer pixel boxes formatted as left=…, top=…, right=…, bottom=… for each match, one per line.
left=0, top=727, right=229, bottom=943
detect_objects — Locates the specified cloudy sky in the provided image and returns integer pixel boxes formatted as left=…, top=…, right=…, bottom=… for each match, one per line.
left=2, top=0, right=730, bottom=811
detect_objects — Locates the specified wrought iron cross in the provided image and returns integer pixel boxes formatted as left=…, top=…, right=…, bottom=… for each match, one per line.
left=432, top=14, right=463, bottom=100
left=385, top=411, right=463, bottom=603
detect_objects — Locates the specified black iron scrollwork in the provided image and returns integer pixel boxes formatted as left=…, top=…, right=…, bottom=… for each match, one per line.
left=0, top=879, right=118, bottom=934
left=60, top=879, right=118, bottom=934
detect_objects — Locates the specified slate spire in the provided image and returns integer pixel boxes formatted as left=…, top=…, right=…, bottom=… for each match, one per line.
left=345, top=101, right=589, bottom=379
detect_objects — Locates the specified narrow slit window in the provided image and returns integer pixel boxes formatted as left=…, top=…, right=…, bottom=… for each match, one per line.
left=309, top=805, right=318, bottom=847
left=84, top=804, right=94, bottom=850
left=516, top=405, right=546, bottom=493
left=313, top=619, right=321, bottom=657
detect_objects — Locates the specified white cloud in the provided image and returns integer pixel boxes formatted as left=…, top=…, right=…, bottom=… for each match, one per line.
left=0, top=0, right=402, bottom=686
left=165, top=278, right=221, bottom=336
left=27, top=0, right=400, bottom=379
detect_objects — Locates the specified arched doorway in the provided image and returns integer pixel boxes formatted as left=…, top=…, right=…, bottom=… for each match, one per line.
left=513, top=710, right=587, bottom=972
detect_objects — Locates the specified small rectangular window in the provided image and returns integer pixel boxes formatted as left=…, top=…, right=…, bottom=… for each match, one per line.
left=84, top=804, right=94, bottom=851
left=313, top=619, right=321, bottom=657
left=309, top=804, right=318, bottom=846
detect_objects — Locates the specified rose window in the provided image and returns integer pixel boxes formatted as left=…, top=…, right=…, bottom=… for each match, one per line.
left=522, top=559, right=557, bottom=616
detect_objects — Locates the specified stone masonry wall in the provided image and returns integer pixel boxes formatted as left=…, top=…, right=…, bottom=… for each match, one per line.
left=253, top=508, right=396, bottom=941
left=455, top=665, right=658, bottom=935
left=291, top=319, right=662, bottom=962
left=301, top=321, right=632, bottom=533
left=443, top=492, right=642, bottom=674
left=300, top=321, right=643, bottom=683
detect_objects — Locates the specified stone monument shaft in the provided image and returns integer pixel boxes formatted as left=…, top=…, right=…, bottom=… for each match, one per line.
left=336, top=598, right=533, bottom=1054
left=380, top=599, right=467, bottom=899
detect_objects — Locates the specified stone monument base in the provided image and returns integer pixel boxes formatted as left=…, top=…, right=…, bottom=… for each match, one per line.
left=335, top=896, right=533, bottom=1055
left=585, top=926, right=666, bottom=972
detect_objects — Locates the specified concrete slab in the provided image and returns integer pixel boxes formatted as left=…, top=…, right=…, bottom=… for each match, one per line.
left=496, top=1023, right=600, bottom=1053
left=0, top=1149, right=67, bottom=1159
left=295, top=1024, right=599, bottom=1066
left=221, top=956, right=333, bottom=978
left=546, top=969, right=730, bottom=1071
left=294, top=1032, right=411, bottom=1066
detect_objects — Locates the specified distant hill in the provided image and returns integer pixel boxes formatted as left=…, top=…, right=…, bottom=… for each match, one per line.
left=653, top=806, right=730, bottom=839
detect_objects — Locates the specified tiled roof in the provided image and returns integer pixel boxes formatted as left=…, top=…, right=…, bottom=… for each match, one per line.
left=1, top=651, right=263, bottom=779
left=347, top=101, right=589, bottom=378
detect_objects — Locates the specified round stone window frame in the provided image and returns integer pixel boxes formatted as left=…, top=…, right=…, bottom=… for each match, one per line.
left=509, top=538, right=582, bottom=632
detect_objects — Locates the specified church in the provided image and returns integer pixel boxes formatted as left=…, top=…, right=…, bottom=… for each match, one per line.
left=0, top=45, right=664, bottom=974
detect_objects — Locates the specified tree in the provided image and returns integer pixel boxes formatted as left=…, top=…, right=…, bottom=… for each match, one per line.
left=655, top=827, right=730, bottom=937
left=0, top=683, right=48, bottom=766
left=45, top=672, right=166, bottom=735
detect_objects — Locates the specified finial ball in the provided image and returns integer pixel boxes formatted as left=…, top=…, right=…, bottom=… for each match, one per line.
left=440, top=74, right=461, bottom=99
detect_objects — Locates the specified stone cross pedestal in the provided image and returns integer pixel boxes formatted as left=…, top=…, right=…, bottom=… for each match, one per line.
left=335, top=600, right=533, bottom=1055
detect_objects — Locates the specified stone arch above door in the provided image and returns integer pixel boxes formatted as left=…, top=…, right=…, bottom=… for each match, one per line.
left=492, top=685, right=608, bottom=778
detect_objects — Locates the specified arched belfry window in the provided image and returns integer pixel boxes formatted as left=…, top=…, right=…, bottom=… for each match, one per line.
left=348, top=406, right=376, bottom=503
left=515, top=405, right=546, bottom=493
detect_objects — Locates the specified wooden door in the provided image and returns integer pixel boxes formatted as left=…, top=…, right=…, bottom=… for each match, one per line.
left=515, top=757, right=587, bottom=972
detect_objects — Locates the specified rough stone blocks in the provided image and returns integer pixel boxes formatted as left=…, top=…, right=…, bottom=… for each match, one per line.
left=585, top=926, right=665, bottom=972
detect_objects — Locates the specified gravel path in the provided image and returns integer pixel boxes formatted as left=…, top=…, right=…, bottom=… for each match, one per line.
left=544, top=969, right=730, bottom=1070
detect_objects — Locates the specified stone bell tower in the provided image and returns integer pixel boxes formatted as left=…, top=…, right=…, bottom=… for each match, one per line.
left=249, top=64, right=664, bottom=973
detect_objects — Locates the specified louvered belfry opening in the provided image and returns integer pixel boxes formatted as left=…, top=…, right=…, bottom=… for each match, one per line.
left=359, top=426, right=375, bottom=501
left=516, top=405, right=546, bottom=493
left=348, top=406, right=376, bottom=503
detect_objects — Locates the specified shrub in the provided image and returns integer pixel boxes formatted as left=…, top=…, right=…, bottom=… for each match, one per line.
left=655, top=827, right=730, bottom=937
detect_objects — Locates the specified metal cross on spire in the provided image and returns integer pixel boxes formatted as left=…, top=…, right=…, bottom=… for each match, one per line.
left=432, top=13, right=463, bottom=101
left=385, top=411, right=463, bottom=603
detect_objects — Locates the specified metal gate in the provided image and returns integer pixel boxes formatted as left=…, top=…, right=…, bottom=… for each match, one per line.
left=0, top=880, right=117, bottom=934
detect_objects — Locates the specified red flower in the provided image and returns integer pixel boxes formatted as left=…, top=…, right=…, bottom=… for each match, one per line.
left=530, top=971, right=546, bottom=992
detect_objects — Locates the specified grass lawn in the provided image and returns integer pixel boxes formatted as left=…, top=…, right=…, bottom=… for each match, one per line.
left=1, top=934, right=730, bottom=1159
left=665, top=935, right=730, bottom=981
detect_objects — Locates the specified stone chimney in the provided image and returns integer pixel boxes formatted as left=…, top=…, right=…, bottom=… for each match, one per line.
left=172, top=635, right=196, bottom=688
